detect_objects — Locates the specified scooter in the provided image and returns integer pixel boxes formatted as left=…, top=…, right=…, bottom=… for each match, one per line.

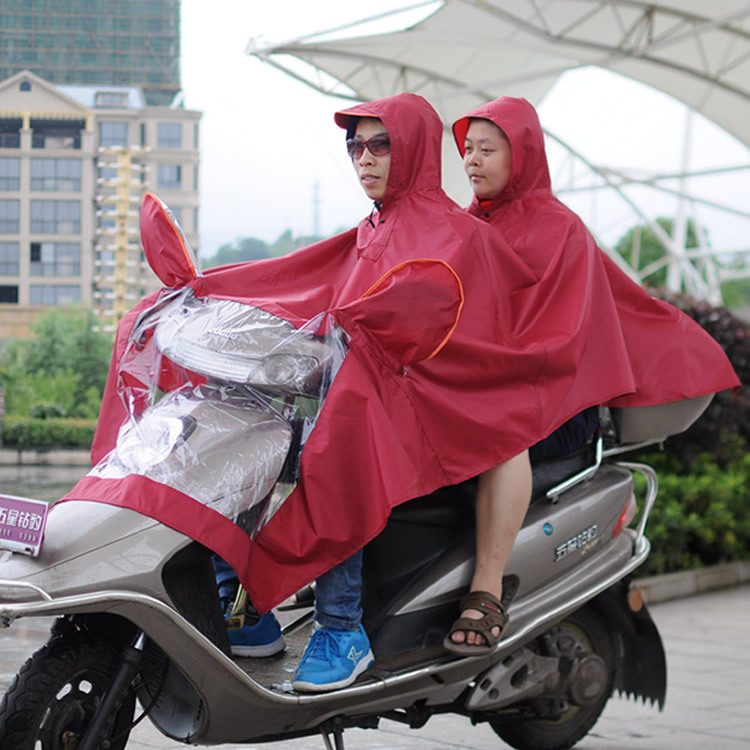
left=0, top=201, right=712, bottom=750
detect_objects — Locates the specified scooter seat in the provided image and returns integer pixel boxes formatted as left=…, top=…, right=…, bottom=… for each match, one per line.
left=389, top=442, right=595, bottom=529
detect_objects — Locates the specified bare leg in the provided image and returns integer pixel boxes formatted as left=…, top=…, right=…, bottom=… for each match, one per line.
left=450, top=450, right=532, bottom=646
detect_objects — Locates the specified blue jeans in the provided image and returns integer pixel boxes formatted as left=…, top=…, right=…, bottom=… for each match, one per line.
left=314, top=549, right=363, bottom=631
left=213, top=550, right=363, bottom=630
left=213, top=556, right=241, bottom=611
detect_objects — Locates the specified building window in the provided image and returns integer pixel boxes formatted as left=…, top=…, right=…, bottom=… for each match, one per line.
left=0, top=119, right=22, bottom=149
left=157, top=164, right=181, bottom=189
left=0, top=285, right=18, bottom=303
left=30, top=201, right=81, bottom=234
left=158, top=122, right=182, bottom=148
left=140, top=122, right=146, bottom=146
left=99, top=122, right=128, bottom=148
left=30, top=242, right=81, bottom=276
left=0, top=200, right=20, bottom=233
left=96, top=91, right=128, bottom=107
left=0, top=243, right=19, bottom=275
left=98, top=166, right=119, bottom=182
left=30, top=284, right=81, bottom=306
left=98, top=215, right=117, bottom=231
left=0, top=158, right=20, bottom=191
left=194, top=123, right=199, bottom=149
left=31, top=159, right=82, bottom=192
left=19, top=82, right=31, bottom=92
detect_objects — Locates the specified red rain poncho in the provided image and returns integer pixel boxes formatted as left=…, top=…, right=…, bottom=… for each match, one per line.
left=453, top=96, right=739, bottom=418
left=62, top=93, right=737, bottom=613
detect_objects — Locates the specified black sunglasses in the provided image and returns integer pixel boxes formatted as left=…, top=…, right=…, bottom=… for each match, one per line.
left=346, top=134, right=391, bottom=160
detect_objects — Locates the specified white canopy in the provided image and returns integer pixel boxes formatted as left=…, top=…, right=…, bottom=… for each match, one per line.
left=249, top=0, right=750, bottom=302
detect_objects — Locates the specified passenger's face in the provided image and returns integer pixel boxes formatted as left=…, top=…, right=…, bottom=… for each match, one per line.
left=350, top=118, right=391, bottom=203
left=463, top=120, right=512, bottom=200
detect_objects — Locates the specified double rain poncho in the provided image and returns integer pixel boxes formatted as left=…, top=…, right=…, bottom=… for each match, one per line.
left=62, top=93, right=738, bottom=612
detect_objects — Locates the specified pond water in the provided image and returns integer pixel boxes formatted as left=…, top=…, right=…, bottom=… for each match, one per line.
left=0, top=465, right=88, bottom=503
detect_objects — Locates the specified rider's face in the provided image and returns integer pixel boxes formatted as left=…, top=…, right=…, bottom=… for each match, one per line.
left=351, top=118, right=391, bottom=203
left=463, top=119, right=512, bottom=200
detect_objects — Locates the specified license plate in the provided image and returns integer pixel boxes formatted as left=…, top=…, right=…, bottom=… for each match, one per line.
left=0, top=494, right=49, bottom=557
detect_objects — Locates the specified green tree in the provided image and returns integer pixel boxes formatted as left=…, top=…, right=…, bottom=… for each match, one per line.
left=204, top=237, right=270, bottom=268
left=267, top=229, right=324, bottom=257
left=615, top=217, right=702, bottom=289
left=720, top=278, right=750, bottom=309
left=0, top=307, right=112, bottom=419
left=203, top=229, right=327, bottom=268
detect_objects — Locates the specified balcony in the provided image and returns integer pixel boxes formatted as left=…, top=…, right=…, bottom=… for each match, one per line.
left=30, top=119, right=86, bottom=151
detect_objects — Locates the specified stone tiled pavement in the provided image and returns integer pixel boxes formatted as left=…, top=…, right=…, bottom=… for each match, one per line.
left=1, top=584, right=747, bottom=749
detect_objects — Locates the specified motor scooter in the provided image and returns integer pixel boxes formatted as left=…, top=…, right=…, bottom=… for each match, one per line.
left=0, top=199, right=714, bottom=750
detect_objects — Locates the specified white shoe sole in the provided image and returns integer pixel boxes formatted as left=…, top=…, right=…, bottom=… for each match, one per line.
left=292, top=649, right=374, bottom=692
left=231, top=635, right=286, bottom=658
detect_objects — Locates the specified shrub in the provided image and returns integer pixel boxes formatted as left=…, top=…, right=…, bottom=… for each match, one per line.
left=657, top=294, right=749, bottom=467
left=2, top=416, right=96, bottom=449
left=628, top=295, right=749, bottom=574
left=635, top=449, right=750, bottom=576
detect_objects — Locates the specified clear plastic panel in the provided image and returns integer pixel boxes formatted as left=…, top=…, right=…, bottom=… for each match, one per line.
left=91, top=287, right=347, bottom=536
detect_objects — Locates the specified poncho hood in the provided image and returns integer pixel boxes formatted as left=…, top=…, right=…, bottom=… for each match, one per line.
left=453, top=96, right=550, bottom=204
left=335, top=92, right=450, bottom=263
left=335, top=91, right=443, bottom=202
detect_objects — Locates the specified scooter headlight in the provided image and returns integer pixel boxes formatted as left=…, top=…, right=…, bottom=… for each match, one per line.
left=262, top=354, right=321, bottom=390
left=152, top=297, right=330, bottom=395
left=161, top=338, right=324, bottom=394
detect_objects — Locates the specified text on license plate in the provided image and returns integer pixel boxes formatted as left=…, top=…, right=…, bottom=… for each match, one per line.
left=0, top=494, right=49, bottom=557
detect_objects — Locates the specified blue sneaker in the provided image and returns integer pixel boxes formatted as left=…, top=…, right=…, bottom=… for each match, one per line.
left=293, top=625, right=374, bottom=692
left=228, top=613, right=286, bottom=657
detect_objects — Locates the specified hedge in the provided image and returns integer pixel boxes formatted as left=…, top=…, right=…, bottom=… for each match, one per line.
left=1, top=416, right=96, bottom=449
left=633, top=445, right=750, bottom=576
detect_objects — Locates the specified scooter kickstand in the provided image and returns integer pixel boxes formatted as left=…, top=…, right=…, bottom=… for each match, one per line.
left=320, top=723, right=346, bottom=749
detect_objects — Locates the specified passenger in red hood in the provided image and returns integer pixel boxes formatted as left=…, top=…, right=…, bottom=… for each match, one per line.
left=449, top=96, right=740, bottom=651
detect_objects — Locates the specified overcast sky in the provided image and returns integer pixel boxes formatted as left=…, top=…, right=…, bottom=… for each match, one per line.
left=180, top=1, right=750, bottom=259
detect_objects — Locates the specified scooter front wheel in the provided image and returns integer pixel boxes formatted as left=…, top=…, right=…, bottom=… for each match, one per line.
left=489, top=604, right=615, bottom=750
left=0, top=629, right=136, bottom=750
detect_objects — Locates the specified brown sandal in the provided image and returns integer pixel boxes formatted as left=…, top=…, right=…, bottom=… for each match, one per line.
left=443, top=590, right=510, bottom=655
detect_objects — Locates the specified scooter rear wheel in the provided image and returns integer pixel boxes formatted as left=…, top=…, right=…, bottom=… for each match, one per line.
left=0, top=630, right=136, bottom=750
left=489, top=605, right=615, bottom=750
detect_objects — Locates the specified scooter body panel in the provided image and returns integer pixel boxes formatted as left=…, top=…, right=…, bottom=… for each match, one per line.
left=0, top=501, right=187, bottom=602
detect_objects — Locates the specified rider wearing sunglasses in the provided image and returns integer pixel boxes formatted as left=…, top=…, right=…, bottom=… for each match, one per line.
left=291, top=95, right=539, bottom=693
left=346, top=126, right=392, bottom=207
left=346, top=132, right=391, bottom=160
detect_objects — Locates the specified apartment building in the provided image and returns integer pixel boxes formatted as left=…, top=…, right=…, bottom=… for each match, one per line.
left=0, top=70, right=200, bottom=337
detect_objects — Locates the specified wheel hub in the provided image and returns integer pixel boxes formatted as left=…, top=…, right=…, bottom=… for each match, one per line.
left=569, top=653, right=609, bottom=706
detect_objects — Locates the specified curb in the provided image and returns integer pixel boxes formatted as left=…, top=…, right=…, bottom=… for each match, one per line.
left=634, top=560, right=750, bottom=605
left=0, top=448, right=91, bottom=467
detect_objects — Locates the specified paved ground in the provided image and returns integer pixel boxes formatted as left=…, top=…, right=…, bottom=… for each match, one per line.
left=1, top=584, right=747, bottom=749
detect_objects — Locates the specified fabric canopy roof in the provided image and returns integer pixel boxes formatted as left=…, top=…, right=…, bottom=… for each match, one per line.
left=248, top=0, right=750, bottom=302
left=249, top=0, right=750, bottom=147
